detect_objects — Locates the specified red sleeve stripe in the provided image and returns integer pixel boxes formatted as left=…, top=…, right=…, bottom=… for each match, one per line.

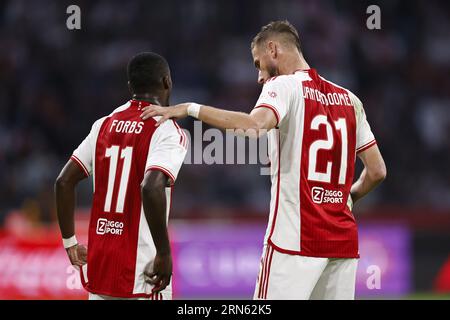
left=146, top=165, right=176, bottom=184
left=70, top=155, right=89, bottom=177
left=356, top=140, right=377, bottom=153
left=254, top=104, right=280, bottom=126
left=172, top=120, right=187, bottom=149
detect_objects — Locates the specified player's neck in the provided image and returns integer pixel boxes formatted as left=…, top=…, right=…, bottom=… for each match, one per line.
left=131, top=94, right=165, bottom=106
left=280, top=53, right=310, bottom=75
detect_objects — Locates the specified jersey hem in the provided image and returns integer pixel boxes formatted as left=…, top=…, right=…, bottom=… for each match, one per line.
left=83, top=286, right=155, bottom=299
left=268, top=239, right=360, bottom=259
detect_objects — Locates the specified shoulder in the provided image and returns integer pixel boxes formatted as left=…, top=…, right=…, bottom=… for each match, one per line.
left=263, top=74, right=300, bottom=96
left=265, top=74, right=298, bottom=87
left=342, top=88, right=363, bottom=113
left=89, top=116, right=109, bottom=133
left=319, top=75, right=361, bottom=102
left=151, top=119, right=188, bottom=149
left=319, top=75, right=364, bottom=111
left=157, top=118, right=178, bottom=131
left=154, top=119, right=185, bottom=138
left=109, top=101, right=131, bottom=116
left=88, top=101, right=132, bottom=131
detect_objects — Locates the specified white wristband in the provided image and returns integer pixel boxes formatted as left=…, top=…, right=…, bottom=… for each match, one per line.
left=187, top=103, right=201, bottom=119
left=63, top=235, right=78, bottom=249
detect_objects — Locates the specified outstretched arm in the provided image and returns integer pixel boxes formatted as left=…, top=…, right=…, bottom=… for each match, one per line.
left=140, top=103, right=278, bottom=136
left=351, top=144, right=386, bottom=204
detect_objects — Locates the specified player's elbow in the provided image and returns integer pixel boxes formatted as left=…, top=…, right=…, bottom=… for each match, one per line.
left=140, top=172, right=166, bottom=197
left=55, top=173, right=72, bottom=191
left=238, top=118, right=269, bottom=138
left=239, top=118, right=263, bottom=132
left=253, top=116, right=273, bottom=133
left=368, top=162, right=387, bottom=184
left=140, top=180, right=159, bottom=196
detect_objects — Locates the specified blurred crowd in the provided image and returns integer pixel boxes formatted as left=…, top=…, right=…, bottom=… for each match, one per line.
left=0, top=0, right=449, bottom=225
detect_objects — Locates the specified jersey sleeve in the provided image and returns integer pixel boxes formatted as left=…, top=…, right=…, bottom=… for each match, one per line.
left=71, top=119, right=103, bottom=177
left=350, top=93, right=377, bottom=153
left=145, top=119, right=188, bottom=185
left=253, top=76, right=294, bottom=126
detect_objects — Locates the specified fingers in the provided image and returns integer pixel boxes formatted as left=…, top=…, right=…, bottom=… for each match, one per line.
left=67, top=250, right=82, bottom=267
left=157, top=276, right=171, bottom=292
left=146, top=274, right=161, bottom=286
left=74, top=247, right=87, bottom=265
left=144, top=270, right=172, bottom=293
left=156, top=115, right=170, bottom=127
left=141, top=109, right=157, bottom=120
left=140, top=106, right=171, bottom=125
left=78, top=249, right=87, bottom=265
left=151, top=275, right=171, bottom=294
left=140, top=105, right=161, bottom=120
left=143, top=270, right=156, bottom=282
left=67, top=245, right=87, bottom=267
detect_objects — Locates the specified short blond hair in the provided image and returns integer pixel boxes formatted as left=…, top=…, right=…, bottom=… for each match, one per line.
left=251, top=20, right=301, bottom=51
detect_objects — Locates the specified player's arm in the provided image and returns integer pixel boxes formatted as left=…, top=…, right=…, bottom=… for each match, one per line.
left=141, top=121, right=188, bottom=293
left=55, top=160, right=88, bottom=267
left=141, top=77, right=292, bottom=135
left=141, top=103, right=277, bottom=136
left=350, top=144, right=386, bottom=203
left=141, top=170, right=172, bottom=293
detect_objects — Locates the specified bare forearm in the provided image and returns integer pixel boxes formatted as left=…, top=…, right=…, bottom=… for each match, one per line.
left=350, top=168, right=383, bottom=203
left=55, top=180, right=76, bottom=238
left=55, top=161, right=86, bottom=240
left=141, top=103, right=276, bottom=136
left=351, top=144, right=387, bottom=204
left=142, top=180, right=170, bottom=255
left=198, top=105, right=259, bottom=131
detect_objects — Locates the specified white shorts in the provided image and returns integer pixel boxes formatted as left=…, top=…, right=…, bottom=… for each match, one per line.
left=254, top=244, right=358, bottom=300
left=89, top=291, right=171, bottom=300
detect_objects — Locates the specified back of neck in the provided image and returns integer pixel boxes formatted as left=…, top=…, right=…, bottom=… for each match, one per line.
left=132, top=94, right=163, bottom=106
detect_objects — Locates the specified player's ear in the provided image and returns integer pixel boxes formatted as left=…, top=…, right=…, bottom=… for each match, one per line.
left=162, top=75, right=171, bottom=90
left=267, top=41, right=277, bottom=59
left=127, top=81, right=132, bottom=94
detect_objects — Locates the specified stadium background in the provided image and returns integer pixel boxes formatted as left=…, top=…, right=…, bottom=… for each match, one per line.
left=0, top=0, right=449, bottom=299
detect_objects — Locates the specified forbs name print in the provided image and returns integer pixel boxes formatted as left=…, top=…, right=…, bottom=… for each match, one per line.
left=96, top=218, right=124, bottom=235
left=311, top=187, right=343, bottom=204
left=110, top=120, right=144, bottom=134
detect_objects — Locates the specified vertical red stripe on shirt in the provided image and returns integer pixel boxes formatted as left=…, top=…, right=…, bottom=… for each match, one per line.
left=258, top=247, right=269, bottom=299
left=268, top=130, right=281, bottom=241
left=263, top=246, right=274, bottom=299
left=172, top=120, right=187, bottom=148
left=261, top=246, right=269, bottom=299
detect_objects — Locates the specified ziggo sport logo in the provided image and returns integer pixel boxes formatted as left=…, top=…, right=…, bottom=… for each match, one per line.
left=311, top=187, right=344, bottom=204
left=96, top=218, right=124, bottom=235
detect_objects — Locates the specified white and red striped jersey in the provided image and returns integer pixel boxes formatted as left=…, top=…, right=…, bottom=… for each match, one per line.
left=71, top=99, right=188, bottom=298
left=254, top=69, right=376, bottom=258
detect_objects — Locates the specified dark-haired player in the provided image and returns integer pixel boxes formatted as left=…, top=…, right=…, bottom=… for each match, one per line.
left=55, top=52, right=187, bottom=300
left=141, top=21, right=386, bottom=300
